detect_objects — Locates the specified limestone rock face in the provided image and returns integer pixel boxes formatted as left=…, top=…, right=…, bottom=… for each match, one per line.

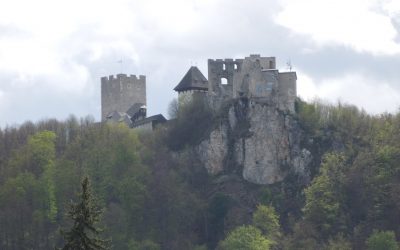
left=236, top=104, right=290, bottom=184
left=198, top=98, right=311, bottom=185
left=197, top=123, right=228, bottom=175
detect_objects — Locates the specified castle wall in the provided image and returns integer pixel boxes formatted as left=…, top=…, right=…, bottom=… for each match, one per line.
left=208, top=58, right=243, bottom=99
left=233, top=56, right=277, bottom=99
left=178, top=90, right=207, bottom=106
left=207, top=54, right=296, bottom=113
left=208, top=55, right=277, bottom=99
left=278, top=72, right=297, bottom=113
left=101, top=74, right=146, bottom=121
left=257, top=70, right=279, bottom=98
left=133, top=121, right=153, bottom=131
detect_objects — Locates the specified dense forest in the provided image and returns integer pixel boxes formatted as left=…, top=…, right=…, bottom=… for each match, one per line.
left=1, top=98, right=400, bottom=249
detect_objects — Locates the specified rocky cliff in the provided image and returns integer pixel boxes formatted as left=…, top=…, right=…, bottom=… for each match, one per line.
left=197, top=97, right=312, bottom=185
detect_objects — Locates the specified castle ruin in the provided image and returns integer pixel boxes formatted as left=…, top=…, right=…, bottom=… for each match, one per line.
left=174, top=54, right=297, bottom=113
left=101, top=54, right=296, bottom=131
left=101, top=54, right=305, bottom=185
left=174, top=55, right=305, bottom=185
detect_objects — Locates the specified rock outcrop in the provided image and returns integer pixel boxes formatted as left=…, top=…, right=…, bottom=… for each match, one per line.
left=198, top=123, right=229, bottom=175
left=197, top=98, right=311, bottom=185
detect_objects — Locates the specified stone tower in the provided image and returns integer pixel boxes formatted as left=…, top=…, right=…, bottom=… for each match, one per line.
left=101, top=74, right=146, bottom=121
left=173, top=66, right=208, bottom=105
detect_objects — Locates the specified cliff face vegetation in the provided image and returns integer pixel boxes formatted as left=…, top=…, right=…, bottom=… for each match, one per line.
left=1, top=98, right=400, bottom=249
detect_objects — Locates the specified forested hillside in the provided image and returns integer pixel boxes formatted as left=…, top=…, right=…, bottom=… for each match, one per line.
left=1, top=99, right=400, bottom=250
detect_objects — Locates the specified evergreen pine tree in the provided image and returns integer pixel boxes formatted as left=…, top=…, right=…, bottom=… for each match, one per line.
left=61, top=176, right=110, bottom=250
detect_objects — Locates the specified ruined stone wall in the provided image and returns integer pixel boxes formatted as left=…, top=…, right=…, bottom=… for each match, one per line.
left=208, top=58, right=243, bottom=99
left=231, top=55, right=277, bottom=99
left=278, top=72, right=297, bottom=113
left=133, top=121, right=153, bottom=131
left=207, top=55, right=296, bottom=113
left=101, top=74, right=146, bottom=121
left=233, top=58, right=277, bottom=98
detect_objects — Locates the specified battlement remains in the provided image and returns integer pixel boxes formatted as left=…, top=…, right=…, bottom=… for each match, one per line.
left=244, top=54, right=276, bottom=69
left=208, top=58, right=244, bottom=73
left=101, top=74, right=146, bottom=83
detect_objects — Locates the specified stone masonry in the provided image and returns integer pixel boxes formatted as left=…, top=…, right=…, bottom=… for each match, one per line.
left=207, top=54, right=297, bottom=113
left=101, top=74, right=146, bottom=121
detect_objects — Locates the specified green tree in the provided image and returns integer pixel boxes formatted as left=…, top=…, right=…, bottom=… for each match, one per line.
left=128, top=239, right=160, bottom=250
left=282, top=221, right=320, bottom=250
left=325, top=234, right=352, bottom=250
left=166, top=96, right=215, bottom=150
left=366, top=230, right=398, bottom=250
left=252, top=204, right=281, bottom=242
left=0, top=173, right=40, bottom=249
left=61, top=176, right=110, bottom=250
left=31, top=131, right=58, bottom=221
left=297, top=99, right=321, bottom=132
left=303, top=153, right=347, bottom=239
left=0, top=131, right=59, bottom=249
left=218, top=225, right=272, bottom=250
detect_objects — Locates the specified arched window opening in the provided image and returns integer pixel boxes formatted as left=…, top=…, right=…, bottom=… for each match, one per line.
left=222, top=63, right=226, bottom=70
left=221, top=78, right=228, bottom=85
left=269, top=60, right=274, bottom=69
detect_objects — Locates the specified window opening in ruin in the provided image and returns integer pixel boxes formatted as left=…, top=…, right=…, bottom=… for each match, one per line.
left=223, top=64, right=226, bottom=70
left=234, top=64, right=238, bottom=70
left=269, top=60, right=274, bottom=69
left=221, top=78, right=228, bottom=85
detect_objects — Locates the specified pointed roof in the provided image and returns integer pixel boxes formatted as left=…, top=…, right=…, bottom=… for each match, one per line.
left=173, top=66, right=208, bottom=92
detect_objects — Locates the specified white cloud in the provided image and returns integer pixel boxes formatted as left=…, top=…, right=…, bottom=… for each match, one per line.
left=0, top=0, right=214, bottom=126
left=297, top=71, right=400, bottom=114
left=275, top=0, right=400, bottom=55
left=296, top=71, right=319, bottom=100
left=381, top=0, right=400, bottom=17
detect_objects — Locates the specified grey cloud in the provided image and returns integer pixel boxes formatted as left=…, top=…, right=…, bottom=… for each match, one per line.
left=391, top=17, right=400, bottom=43
left=0, top=74, right=97, bottom=127
left=290, top=46, right=400, bottom=87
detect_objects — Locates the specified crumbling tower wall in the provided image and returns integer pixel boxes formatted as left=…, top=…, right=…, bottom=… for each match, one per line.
left=207, top=54, right=296, bottom=113
left=208, top=58, right=243, bottom=99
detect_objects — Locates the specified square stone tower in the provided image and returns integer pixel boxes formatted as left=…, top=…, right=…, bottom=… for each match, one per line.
left=101, top=74, right=146, bottom=121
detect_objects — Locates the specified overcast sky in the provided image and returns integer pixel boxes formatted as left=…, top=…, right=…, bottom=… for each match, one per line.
left=1, top=0, right=400, bottom=127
